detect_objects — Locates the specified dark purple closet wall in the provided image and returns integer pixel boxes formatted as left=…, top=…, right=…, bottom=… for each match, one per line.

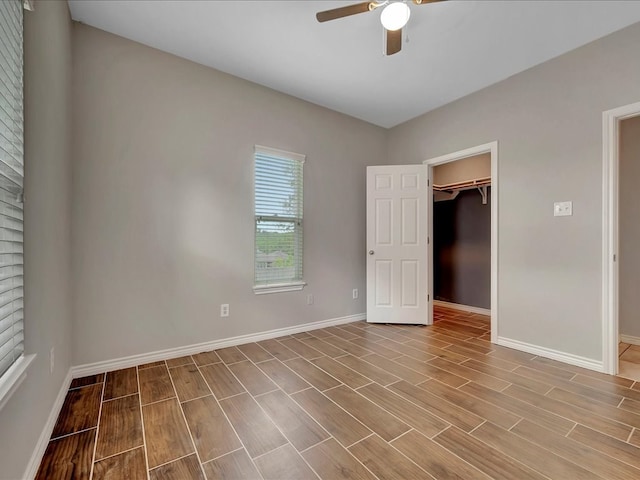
left=433, top=187, right=491, bottom=309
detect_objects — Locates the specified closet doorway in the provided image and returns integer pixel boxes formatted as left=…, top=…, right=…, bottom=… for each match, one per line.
left=617, top=115, right=640, bottom=380
left=424, top=142, right=498, bottom=342
left=603, top=101, right=640, bottom=377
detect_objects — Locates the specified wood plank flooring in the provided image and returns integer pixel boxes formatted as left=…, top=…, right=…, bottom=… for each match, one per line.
left=37, top=306, right=640, bottom=479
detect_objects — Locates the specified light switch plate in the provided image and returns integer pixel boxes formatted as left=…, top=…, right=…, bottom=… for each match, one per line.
left=554, top=201, right=572, bottom=217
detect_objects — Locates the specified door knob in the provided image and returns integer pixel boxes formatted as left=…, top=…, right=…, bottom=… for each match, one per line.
left=369, top=250, right=375, bottom=255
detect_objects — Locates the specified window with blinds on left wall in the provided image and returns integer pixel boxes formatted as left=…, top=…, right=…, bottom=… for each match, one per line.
left=0, top=0, right=32, bottom=409
left=253, top=145, right=306, bottom=294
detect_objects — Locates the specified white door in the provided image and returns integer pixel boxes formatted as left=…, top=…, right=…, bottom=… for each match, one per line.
left=366, top=165, right=429, bottom=325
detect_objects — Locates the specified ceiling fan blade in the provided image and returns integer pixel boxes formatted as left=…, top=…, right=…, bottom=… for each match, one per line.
left=316, top=2, right=375, bottom=23
left=386, top=28, right=402, bottom=55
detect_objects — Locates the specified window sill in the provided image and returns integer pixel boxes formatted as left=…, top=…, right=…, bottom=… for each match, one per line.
left=253, top=281, right=307, bottom=295
left=0, top=354, right=36, bottom=411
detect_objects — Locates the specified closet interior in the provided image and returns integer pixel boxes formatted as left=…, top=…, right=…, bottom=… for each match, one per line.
left=433, top=153, right=491, bottom=311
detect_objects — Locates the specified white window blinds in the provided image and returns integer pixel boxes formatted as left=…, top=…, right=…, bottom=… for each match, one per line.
left=254, top=146, right=305, bottom=291
left=0, top=0, right=25, bottom=380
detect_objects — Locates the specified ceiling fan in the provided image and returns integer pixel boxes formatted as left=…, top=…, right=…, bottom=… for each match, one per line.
left=316, top=0, right=445, bottom=56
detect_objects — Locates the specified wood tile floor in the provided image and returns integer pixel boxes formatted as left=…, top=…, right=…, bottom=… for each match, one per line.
left=619, top=342, right=640, bottom=381
left=37, top=306, right=640, bottom=479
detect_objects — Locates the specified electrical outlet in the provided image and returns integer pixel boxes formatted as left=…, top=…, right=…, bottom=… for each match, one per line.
left=220, top=304, right=229, bottom=317
left=49, top=347, right=54, bottom=374
left=352, top=288, right=359, bottom=299
left=307, top=294, right=314, bottom=305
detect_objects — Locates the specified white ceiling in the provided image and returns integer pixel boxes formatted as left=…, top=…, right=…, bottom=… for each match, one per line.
left=67, top=1, right=640, bottom=128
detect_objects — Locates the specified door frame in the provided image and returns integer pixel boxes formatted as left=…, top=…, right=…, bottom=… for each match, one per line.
left=423, top=141, right=498, bottom=342
left=602, top=101, right=640, bottom=375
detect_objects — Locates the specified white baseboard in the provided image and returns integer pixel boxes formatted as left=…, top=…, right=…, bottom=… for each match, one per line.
left=72, top=313, right=366, bottom=378
left=620, top=334, right=640, bottom=346
left=497, top=336, right=604, bottom=373
left=23, top=368, right=73, bottom=480
left=433, top=300, right=491, bottom=316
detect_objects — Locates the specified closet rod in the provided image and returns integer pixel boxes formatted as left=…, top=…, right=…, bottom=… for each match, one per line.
left=432, top=176, right=491, bottom=192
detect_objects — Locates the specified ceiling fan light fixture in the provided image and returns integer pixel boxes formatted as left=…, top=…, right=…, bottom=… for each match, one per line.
left=380, top=2, right=410, bottom=31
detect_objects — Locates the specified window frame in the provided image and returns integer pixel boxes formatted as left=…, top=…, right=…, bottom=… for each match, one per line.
left=253, top=145, right=306, bottom=295
left=0, top=0, right=35, bottom=411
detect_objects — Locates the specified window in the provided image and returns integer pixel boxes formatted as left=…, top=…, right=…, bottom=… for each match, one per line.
left=0, top=0, right=28, bottom=396
left=254, top=146, right=305, bottom=294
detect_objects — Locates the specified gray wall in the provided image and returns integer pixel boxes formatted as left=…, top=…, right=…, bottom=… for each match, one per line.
left=71, top=24, right=387, bottom=365
left=620, top=115, right=640, bottom=339
left=388, top=22, right=640, bottom=361
left=0, top=1, right=73, bottom=478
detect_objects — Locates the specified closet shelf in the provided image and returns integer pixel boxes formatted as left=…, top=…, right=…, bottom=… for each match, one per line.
left=433, top=176, right=491, bottom=204
left=432, top=176, right=491, bottom=192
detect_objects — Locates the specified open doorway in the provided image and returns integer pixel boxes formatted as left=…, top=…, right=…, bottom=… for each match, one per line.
left=603, top=102, right=640, bottom=378
left=618, top=115, right=640, bottom=380
left=432, top=153, right=491, bottom=314
left=424, top=142, right=498, bottom=342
